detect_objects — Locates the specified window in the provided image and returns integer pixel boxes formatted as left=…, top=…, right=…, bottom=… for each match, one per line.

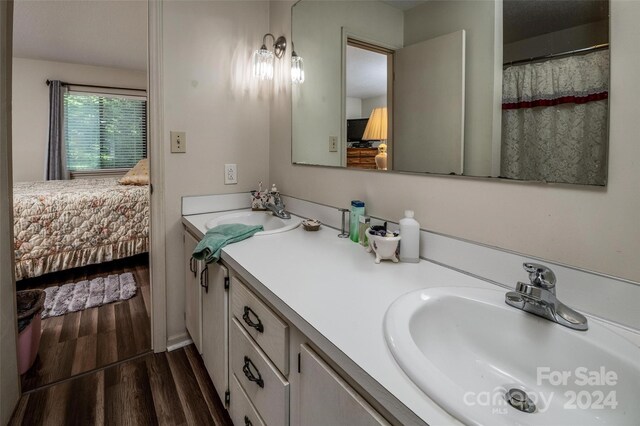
left=64, top=91, right=147, bottom=171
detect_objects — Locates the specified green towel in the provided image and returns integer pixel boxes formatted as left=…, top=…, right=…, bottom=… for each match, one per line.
left=192, top=223, right=263, bottom=264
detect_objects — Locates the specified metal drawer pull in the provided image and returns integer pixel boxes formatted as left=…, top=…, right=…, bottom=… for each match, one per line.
left=200, top=267, right=208, bottom=293
left=242, top=356, right=264, bottom=388
left=189, top=257, right=197, bottom=277
left=244, top=416, right=252, bottom=426
left=242, top=306, right=264, bottom=333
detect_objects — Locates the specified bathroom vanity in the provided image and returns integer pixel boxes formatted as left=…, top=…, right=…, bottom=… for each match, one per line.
left=181, top=196, right=640, bottom=426
left=182, top=208, right=461, bottom=425
left=183, top=218, right=414, bottom=425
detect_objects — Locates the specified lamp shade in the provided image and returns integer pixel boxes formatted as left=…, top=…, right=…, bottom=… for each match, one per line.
left=362, top=107, right=388, bottom=141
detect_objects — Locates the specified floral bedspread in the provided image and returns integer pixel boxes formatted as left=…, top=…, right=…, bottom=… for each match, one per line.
left=13, top=179, right=149, bottom=280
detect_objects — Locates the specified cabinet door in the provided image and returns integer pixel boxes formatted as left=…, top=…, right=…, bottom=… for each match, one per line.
left=202, top=261, right=228, bottom=405
left=184, top=230, right=202, bottom=352
left=299, top=344, right=389, bottom=426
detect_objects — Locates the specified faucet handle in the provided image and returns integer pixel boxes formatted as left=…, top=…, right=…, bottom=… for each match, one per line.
left=523, top=263, right=556, bottom=289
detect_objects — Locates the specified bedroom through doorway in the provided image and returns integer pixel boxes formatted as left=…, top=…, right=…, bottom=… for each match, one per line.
left=11, top=0, right=151, bottom=392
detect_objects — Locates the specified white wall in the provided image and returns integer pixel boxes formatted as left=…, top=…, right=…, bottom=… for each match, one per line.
left=346, top=97, right=362, bottom=119
left=163, top=0, right=270, bottom=344
left=271, top=0, right=640, bottom=284
left=11, top=58, right=146, bottom=182
left=404, top=0, right=498, bottom=177
left=361, top=94, right=386, bottom=119
left=504, top=20, right=609, bottom=63
left=291, top=0, right=403, bottom=166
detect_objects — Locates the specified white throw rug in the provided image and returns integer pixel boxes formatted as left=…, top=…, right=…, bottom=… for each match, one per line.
left=41, top=272, right=137, bottom=318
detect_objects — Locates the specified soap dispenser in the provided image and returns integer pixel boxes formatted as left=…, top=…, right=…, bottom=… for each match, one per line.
left=349, top=200, right=365, bottom=243
left=399, top=210, right=420, bottom=263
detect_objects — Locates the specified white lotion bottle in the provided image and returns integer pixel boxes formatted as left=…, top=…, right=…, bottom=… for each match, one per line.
left=399, top=210, right=420, bottom=263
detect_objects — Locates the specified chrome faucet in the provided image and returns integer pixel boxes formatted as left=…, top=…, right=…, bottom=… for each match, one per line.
left=505, top=263, right=588, bottom=331
left=264, top=193, right=291, bottom=219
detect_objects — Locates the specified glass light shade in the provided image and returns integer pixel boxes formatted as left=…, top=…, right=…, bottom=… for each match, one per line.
left=362, top=107, right=388, bottom=141
left=291, top=54, right=305, bottom=84
left=253, top=47, right=274, bottom=80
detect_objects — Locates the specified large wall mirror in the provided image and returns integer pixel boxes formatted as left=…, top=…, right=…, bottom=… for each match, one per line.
left=291, top=0, right=610, bottom=186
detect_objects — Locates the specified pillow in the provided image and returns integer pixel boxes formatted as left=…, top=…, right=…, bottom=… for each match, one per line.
left=119, top=158, right=149, bottom=185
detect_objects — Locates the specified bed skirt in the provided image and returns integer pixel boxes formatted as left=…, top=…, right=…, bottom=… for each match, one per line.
left=14, top=237, right=148, bottom=281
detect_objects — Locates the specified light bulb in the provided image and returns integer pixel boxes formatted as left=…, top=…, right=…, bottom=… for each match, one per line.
left=291, top=52, right=305, bottom=84
left=252, top=46, right=274, bottom=81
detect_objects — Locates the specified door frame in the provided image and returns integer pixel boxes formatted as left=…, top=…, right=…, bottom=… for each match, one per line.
left=148, top=0, right=167, bottom=353
left=0, top=3, right=168, bottom=418
left=341, top=29, right=398, bottom=169
left=0, top=1, right=20, bottom=423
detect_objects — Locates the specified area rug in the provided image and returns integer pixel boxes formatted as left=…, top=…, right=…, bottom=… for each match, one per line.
left=41, top=272, right=137, bottom=318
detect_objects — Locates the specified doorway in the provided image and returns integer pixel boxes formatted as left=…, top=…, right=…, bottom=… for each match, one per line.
left=344, top=38, right=394, bottom=170
left=11, top=0, right=152, bottom=392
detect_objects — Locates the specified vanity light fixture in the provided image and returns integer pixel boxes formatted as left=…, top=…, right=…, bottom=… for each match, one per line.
left=252, top=33, right=287, bottom=81
left=291, top=43, right=305, bottom=84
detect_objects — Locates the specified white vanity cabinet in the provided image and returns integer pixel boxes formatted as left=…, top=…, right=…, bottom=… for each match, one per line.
left=229, top=277, right=290, bottom=425
left=183, top=228, right=230, bottom=404
left=182, top=226, right=399, bottom=425
left=298, top=344, right=390, bottom=426
left=183, top=230, right=202, bottom=352
left=201, top=261, right=229, bottom=406
left=227, top=274, right=392, bottom=426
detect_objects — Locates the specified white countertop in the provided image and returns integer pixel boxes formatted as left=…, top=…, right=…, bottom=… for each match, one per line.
left=182, top=210, right=640, bottom=425
left=184, top=210, right=491, bottom=424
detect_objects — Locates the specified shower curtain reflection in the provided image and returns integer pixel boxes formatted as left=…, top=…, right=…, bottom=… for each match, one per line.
left=501, top=50, right=609, bottom=185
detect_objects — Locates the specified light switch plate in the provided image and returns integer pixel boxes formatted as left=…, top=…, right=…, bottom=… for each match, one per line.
left=224, top=164, right=237, bottom=185
left=329, top=136, right=338, bottom=152
left=170, top=131, right=186, bottom=153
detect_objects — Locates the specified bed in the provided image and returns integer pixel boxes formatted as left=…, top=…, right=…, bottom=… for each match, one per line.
left=13, top=178, right=149, bottom=281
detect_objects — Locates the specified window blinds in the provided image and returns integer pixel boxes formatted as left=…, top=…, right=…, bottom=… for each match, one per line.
left=64, top=91, right=147, bottom=171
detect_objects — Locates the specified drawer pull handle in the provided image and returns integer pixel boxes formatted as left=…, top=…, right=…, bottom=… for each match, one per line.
left=200, top=267, right=208, bottom=293
left=242, top=356, right=264, bottom=388
left=244, top=416, right=253, bottom=426
left=189, top=257, right=197, bottom=277
left=242, top=306, right=264, bottom=333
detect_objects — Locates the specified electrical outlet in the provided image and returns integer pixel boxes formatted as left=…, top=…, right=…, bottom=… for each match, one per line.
left=329, top=136, right=338, bottom=152
left=224, top=164, right=237, bottom=185
left=170, top=131, right=186, bottom=153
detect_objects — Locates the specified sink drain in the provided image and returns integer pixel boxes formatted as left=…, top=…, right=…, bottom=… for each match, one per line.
left=506, top=388, right=536, bottom=413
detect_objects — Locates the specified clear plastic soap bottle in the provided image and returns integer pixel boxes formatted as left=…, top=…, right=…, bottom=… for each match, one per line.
left=349, top=200, right=365, bottom=243
left=399, top=210, right=420, bottom=263
left=358, top=215, right=371, bottom=246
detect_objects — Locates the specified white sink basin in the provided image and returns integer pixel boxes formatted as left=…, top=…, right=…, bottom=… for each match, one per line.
left=384, top=287, right=640, bottom=426
left=205, top=211, right=301, bottom=235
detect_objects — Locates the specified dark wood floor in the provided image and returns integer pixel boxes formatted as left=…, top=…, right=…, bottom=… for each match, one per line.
left=18, top=254, right=151, bottom=392
left=9, top=344, right=233, bottom=426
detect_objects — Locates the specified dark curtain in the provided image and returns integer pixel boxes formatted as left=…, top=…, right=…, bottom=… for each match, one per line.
left=45, top=80, right=68, bottom=180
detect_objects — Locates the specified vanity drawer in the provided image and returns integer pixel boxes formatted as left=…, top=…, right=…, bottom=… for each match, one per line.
left=231, top=276, right=289, bottom=374
left=229, top=372, right=266, bottom=426
left=231, top=318, right=289, bottom=426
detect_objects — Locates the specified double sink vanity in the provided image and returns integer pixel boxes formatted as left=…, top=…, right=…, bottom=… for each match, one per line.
left=181, top=198, right=640, bottom=426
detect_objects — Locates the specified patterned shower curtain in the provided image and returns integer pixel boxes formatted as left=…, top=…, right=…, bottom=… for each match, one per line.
left=501, top=50, right=609, bottom=185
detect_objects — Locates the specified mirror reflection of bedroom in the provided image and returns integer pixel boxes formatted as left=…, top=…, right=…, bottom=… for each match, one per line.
left=345, top=40, right=392, bottom=171
left=12, top=0, right=150, bottom=391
